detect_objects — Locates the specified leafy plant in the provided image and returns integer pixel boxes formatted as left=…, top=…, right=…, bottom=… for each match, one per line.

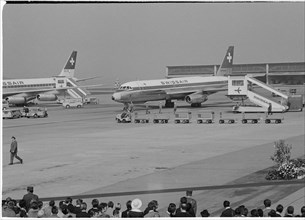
left=270, top=140, right=292, bottom=167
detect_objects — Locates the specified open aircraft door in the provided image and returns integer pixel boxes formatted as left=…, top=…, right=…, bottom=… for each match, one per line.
left=53, top=76, right=68, bottom=89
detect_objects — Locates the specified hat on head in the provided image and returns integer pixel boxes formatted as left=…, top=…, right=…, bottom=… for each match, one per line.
left=131, top=198, right=142, bottom=210
left=27, top=186, right=34, bottom=191
left=201, top=209, right=210, bottom=217
left=8, top=201, right=15, bottom=208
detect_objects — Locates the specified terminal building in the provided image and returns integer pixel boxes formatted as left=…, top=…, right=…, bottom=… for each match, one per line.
left=166, top=62, right=305, bottom=95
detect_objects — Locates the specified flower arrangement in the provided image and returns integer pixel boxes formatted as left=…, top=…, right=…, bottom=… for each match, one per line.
left=265, top=140, right=305, bottom=180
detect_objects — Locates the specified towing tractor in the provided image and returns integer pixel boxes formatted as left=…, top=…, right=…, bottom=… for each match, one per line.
left=115, top=111, right=132, bottom=123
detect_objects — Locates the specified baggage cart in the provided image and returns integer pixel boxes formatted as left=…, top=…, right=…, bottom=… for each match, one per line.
left=219, top=112, right=237, bottom=124
left=174, top=112, right=192, bottom=124
left=134, top=112, right=150, bottom=123
left=153, top=113, right=170, bottom=123
left=241, top=113, right=261, bottom=124
left=264, top=113, right=284, bottom=124
left=197, top=111, right=215, bottom=124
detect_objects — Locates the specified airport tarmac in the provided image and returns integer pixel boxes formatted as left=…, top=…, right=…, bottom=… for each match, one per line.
left=2, top=91, right=305, bottom=216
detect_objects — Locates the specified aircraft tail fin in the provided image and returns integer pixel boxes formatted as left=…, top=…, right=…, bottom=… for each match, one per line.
left=216, top=46, right=234, bottom=76
left=114, top=79, right=121, bottom=89
left=59, top=51, right=77, bottom=78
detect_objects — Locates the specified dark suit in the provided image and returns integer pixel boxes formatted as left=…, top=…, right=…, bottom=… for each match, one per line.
left=10, top=140, right=22, bottom=164
left=220, top=208, right=235, bottom=217
left=76, top=211, right=91, bottom=218
left=22, top=193, right=39, bottom=211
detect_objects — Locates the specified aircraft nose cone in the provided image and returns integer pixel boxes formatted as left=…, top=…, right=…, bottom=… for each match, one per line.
left=112, top=93, right=121, bottom=101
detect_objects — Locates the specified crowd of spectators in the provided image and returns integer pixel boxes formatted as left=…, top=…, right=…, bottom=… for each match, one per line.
left=2, top=187, right=305, bottom=218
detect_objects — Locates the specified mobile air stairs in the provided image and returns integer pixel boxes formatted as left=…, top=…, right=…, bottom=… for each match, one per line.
left=63, top=77, right=91, bottom=100
left=227, top=75, right=289, bottom=113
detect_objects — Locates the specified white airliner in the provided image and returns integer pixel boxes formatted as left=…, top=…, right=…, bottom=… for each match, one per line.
left=3, top=51, right=98, bottom=105
left=112, top=46, right=234, bottom=107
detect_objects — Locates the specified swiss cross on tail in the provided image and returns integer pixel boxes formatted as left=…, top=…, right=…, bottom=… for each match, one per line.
left=227, top=53, right=232, bottom=63
left=216, top=46, right=234, bottom=76
left=223, top=46, right=234, bottom=68
left=59, top=51, right=77, bottom=78
left=64, top=51, right=77, bottom=70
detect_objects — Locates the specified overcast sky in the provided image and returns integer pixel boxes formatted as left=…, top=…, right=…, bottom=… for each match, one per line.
left=2, top=2, right=305, bottom=86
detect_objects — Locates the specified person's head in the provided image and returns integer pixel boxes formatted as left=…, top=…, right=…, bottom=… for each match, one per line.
left=276, top=204, right=283, bottom=213
left=180, top=196, right=187, bottom=204
left=51, top=206, right=58, bottom=215
left=257, top=208, right=263, bottom=217
left=49, top=200, right=55, bottom=207
left=250, top=209, right=258, bottom=217
left=8, top=201, right=15, bottom=210
left=243, top=207, right=248, bottom=217
left=268, top=209, right=276, bottom=217
left=30, top=201, right=38, bottom=210
left=37, top=200, right=43, bottom=209
left=301, top=206, right=305, bottom=215
left=223, top=200, right=230, bottom=208
left=200, top=209, right=210, bottom=217
left=65, top=197, right=72, bottom=205
left=131, top=198, right=142, bottom=211
left=60, top=204, right=68, bottom=215
left=263, top=199, right=271, bottom=208
left=167, top=203, right=176, bottom=215
left=234, top=206, right=241, bottom=216
left=5, top=197, right=12, bottom=203
left=115, top=203, right=121, bottom=210
left=76, top=199, right=83, bottom=206
left=147, top=201, right=157, bottom=211
left=113, top=209, right=120, bottom=217
left=186, top=190, right=193, bottom=196
left=80, top=202, right=87, bottom=211
left=27, top=186, right=34, bottom=193
left=125, top=200, right=132, bottom=210
left=11, top=136, right=16, bottom=141
left=92, top=199, right=99, bottom=208
left=99, top=202, right=108, bottom=212
left=107, top=201, right=114, bottom=208
left=287, top=206, right=294, bottom=215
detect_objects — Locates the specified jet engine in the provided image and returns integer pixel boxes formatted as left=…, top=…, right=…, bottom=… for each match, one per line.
left=36, top=94, right=58, bottom=101
left=5, top=96, right=27, bottom=104
left=185, top=93, right=208, bottom=104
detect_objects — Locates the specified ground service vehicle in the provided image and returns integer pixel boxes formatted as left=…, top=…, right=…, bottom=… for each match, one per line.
left=153, top=113, right=170, bottom=123
left=264, top=113, right=284, bottom=124
left=3, top=109, right=22, bottom=119
left=219, top=112, right=237, bottom=124
left=83, top=97, right=99, bottom=104
left=174, top=112, right=192, bottom=124
left=241, top=113, right=261, bottom=124
left=134, top=112, right=150, bottom=123
left=2, top=100, right=10, bottom=110
left=26, top=108, right=48, bottom=118
left=62, top=98, right=83, bottom=108
left=197, top=111, right=214, bottom=124
left=116, top=111, right=132, bottom=123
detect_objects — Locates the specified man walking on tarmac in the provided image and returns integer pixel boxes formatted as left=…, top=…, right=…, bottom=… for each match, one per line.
left=9, top=136, right=23, bottom=165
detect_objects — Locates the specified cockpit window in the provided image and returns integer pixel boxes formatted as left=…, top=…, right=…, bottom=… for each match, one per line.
left=119, top=86, right=133, bottom=91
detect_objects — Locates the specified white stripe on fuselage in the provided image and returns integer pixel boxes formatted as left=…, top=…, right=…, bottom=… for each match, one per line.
left=113, top=76, right=228, bottom=103
left=119, top=76, right=227, bottom=90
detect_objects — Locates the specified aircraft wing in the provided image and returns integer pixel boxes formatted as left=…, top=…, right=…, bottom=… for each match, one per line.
left=165, top=85, right=228, bottom=95
left=75, top=76, right=101, bottom=82
left=3, top=84, right=104, bottom=97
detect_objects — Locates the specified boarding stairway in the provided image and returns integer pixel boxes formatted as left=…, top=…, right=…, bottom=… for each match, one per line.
left=66, top=78, right=91, bottom=99
left=228, top=75, right=289, bottom=113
